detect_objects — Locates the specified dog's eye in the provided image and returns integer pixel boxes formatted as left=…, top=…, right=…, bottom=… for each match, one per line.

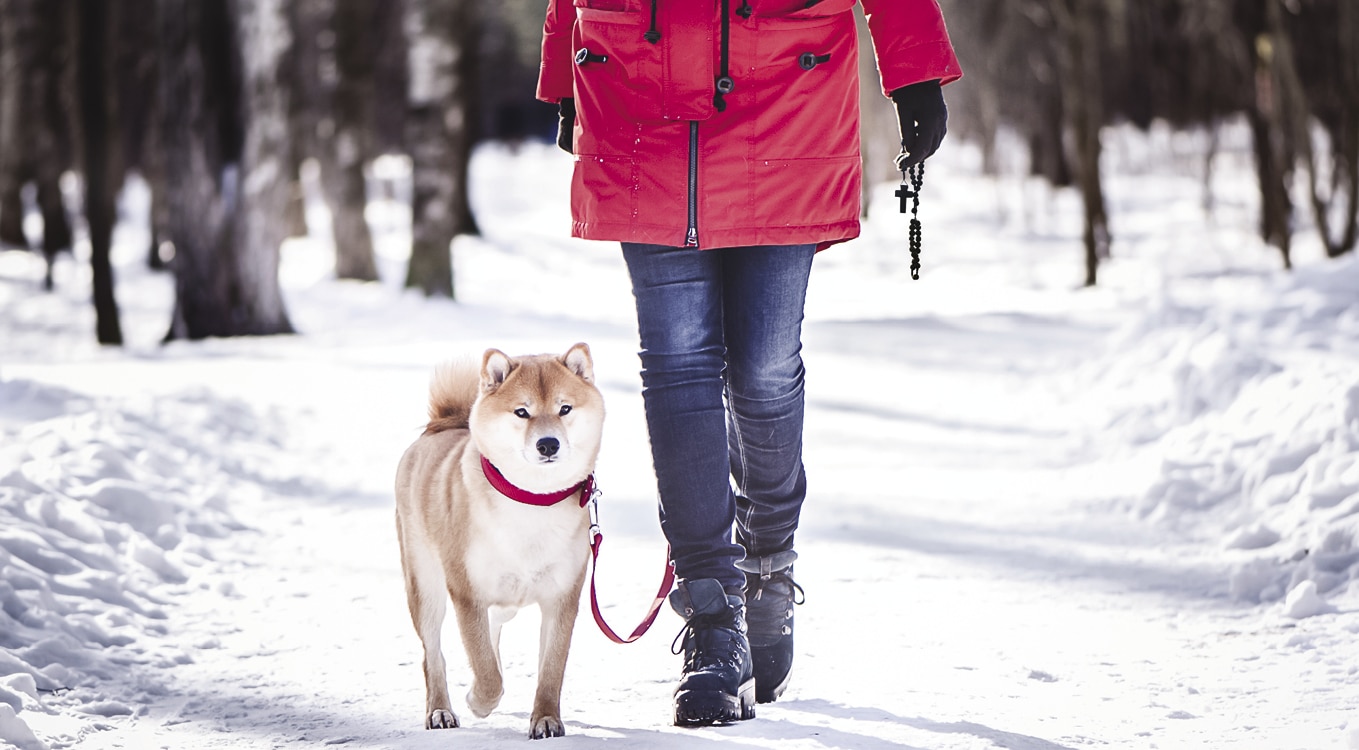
left=559, top=405, right=572, bottom=416
left=514, top=408, right=530, bottom=419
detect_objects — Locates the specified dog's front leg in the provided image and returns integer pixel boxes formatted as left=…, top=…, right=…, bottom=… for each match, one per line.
left=452, top=597, right=505, bottom=718
left=529, top=592, right=581, bottom=739
left=400, top=550, right=459, bottom=730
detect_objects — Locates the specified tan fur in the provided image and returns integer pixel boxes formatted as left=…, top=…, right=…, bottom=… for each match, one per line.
left=394, top=343, right=604, bottom=739
left=424, top=359, right=480, bottom=435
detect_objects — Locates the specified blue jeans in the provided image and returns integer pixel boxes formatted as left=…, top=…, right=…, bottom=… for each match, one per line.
left=621, top=242, right=815, bottom=593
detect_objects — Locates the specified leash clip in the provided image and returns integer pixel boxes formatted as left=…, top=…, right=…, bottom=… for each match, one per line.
left=587, top=491, right=602, bottom=546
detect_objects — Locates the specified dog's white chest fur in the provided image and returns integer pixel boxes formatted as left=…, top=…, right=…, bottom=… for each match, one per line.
left=464, top=497, right=588, bottom=608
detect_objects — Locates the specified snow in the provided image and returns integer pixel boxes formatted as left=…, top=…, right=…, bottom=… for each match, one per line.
left=1284, top=581, right=1336, bottom=620
left=2, top=124, right=1358, bottom=749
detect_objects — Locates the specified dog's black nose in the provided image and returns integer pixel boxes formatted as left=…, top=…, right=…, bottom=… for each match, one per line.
left=536, top=437, right=560, bottom=457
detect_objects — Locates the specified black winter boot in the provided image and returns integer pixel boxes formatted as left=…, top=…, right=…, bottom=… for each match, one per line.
left=669, top=578, right=756, bottom=726
left=736, top=550, right=804, bottom=704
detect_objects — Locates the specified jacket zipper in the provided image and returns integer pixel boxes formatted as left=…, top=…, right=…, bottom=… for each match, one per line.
left=686, top=121, right=699, bottom=247
left=694, top=0, right=735, bottom=245
left=714, top=0, right=733, bottom=111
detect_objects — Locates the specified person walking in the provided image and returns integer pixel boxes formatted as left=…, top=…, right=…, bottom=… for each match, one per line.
left=537, top=0, right=961, bottom=727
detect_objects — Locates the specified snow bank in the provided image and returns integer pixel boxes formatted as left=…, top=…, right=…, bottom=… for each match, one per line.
left=1079, top=254, right=1359, bottom=612
left=0, top=379, right=281, bottom=747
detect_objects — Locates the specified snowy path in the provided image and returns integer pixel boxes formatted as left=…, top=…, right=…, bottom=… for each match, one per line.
left=3, top=140, right=1358, bottom=749
left=7, top=299, right=1346, bottom=750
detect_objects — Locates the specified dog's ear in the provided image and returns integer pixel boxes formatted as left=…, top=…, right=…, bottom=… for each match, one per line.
left=481, top=349, right=513, bottom=392
left=561, top=342, right=594, bottom=383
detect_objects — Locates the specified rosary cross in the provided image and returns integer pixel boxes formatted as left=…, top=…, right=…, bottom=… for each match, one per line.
left=895, top=183, right=917, bottom=214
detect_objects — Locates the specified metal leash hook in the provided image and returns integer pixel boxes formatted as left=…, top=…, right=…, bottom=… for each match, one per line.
left=587, top=487, right=602, bottom=546
left=894, top=160, right=925, bottom=280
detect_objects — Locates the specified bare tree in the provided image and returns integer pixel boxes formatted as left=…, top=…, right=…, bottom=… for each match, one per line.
left=1293, top=0, right=1358, bottom=259
left=75, top=0, right=123, bottom=344
left=323, top=0, right=382, bottom=281
left=1045, top=0, right=1111, bottom=286
left=403, top=0, right=478, bottom=298
left=0, top=0, right=76, bottom=289
left=1236, top=0, right=1298, bottom=269
left=289, top=0, right=382, bottom=281
left=159, top=0, right=294, bottom=339
left=0, top=18, right=19, bottom=249
left=115, top=0, right=171, bottom=270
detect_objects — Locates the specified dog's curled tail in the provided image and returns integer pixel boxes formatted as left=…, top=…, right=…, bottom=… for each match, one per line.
left=424, top=359, right=480, bottom=435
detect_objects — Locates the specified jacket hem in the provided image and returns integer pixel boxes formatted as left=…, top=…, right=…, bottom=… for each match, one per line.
left=573, top=220, right=859, bottom=251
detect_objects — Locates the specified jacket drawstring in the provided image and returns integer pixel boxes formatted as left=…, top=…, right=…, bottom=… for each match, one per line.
left=645, top=0, right=661, bottom=43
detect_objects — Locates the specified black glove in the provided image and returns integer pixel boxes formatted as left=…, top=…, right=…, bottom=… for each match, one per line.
left=890, top=80, right=947, bottom=170
left=556, top=98, right=575, bottom=155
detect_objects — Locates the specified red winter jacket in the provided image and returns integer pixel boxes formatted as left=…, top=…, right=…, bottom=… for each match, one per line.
left=538, top=0, right=961, bottom=250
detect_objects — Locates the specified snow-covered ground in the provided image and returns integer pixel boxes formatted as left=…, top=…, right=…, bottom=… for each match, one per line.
left=2, top=125, right=1358, bottom=750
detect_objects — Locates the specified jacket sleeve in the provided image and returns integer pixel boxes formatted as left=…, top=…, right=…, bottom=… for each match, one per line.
left=537, top=0, right=577, bottom=103
left=860, top=0, right=962, bottom=98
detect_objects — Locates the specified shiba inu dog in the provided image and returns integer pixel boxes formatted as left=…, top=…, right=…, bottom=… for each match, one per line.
left=394, top=343, right=604, bottom=739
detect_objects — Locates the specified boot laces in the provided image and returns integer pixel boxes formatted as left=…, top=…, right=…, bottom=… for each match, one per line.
left=746, top=569, right=804, bottom=639
left=671, top=614, right=744, bottom=670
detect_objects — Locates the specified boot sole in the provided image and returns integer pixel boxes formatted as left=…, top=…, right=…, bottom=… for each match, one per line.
left=674, top=678, right=757, bottom=726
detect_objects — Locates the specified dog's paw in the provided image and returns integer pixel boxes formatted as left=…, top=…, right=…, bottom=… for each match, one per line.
left=426, top=709, right=459, bottom=729
left=530, top=714, right=566, bottom=739
left=466, top=684, right=503, bottom=718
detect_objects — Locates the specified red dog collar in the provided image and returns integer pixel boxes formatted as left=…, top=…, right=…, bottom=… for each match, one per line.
left=480, top=456, right=592, bottom=508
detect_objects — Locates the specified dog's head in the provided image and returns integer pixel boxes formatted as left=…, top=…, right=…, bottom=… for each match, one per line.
left=469, top=343, right=605, bottom=493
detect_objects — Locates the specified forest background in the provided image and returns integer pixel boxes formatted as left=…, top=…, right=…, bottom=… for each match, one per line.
left=0, top=0, right=1355, bottom=342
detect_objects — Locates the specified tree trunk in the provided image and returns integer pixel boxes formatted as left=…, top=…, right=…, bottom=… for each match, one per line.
left=160, top=0, right=294, bottom=340
left=403, top=0, right=474, bottom=298
left=1052, top=0, right=1111, bottom=286
left=325, top=0, right=379, bottom=281
left=112, top=0, right=169, bottom=270
left=0, top=17, right=21, bottom=250
left=0, top=0, right=75, bottom=288
left=1306, top=0, right=1358, bottom=259
left=0, top=185, right=25, bottom=248
left=284, top=0, right=326, bottom=242
left=0, top=19, right=9, bottom=248
left=1247, top=105, right=1293, bottom=268
left=452, top=0, right=481, bottom=239
left=371, top=0, right=408, bottom=157
left=1240, top=2, right=1296, bottom=270
left=77, top=0, right=124, bottom=345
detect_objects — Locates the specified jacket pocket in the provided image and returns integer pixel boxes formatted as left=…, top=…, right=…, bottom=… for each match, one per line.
left=571, top=7, right=664, bottom=123
left=747, top=0, right=855, bottom=21
left=734, top=0, right=857, bottom=164
left=749, top=155, right=861, bottom=228
left=573, top=0, right=638, bottom=11
left=743, top=2, right=857, bottom=143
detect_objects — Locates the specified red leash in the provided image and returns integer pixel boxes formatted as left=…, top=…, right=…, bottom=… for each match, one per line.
left=585, top=494, right=676, bottom=644
left=481, top=458, right=674, bottom=643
